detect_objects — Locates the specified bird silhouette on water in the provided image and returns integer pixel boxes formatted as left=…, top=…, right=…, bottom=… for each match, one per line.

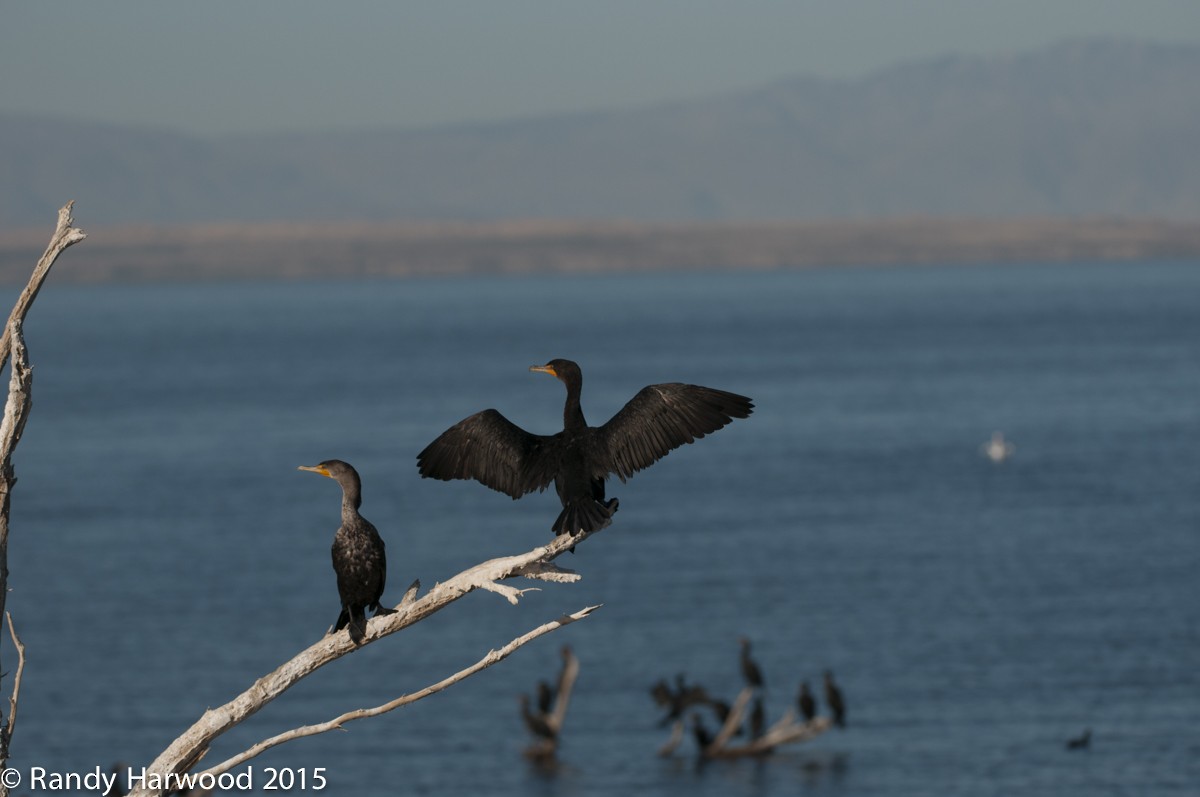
left=418, top=358, right=753, bottom=539
left=824, top=670, right=846, bottom=727
left=749, top=697, right=767, bottom=739
left=1066, top=728, right=1091, bottom=750
left=536, top=679, right=555, bottom=715
left=298, top=460, right=394, bottom=644
left=740, top=637, right=765, bottom=691
left=520, top=693, right=557, bottom=741
left=797, top=681, right=816, bottom=723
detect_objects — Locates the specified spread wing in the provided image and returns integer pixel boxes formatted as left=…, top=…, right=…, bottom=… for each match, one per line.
left=596, top=383, right=753, bottom=482
left=417, top=408, right=559, bottom=498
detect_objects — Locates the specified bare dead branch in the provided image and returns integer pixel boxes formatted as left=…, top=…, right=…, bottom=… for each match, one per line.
left=710, top=715, right=832, bottom=758
left=657, top=720, right=684, bottom=757
left=546, top=645, right=579, bottom=734
left=127, top=522, right=609, bottom=795
left=1, top=614, right=25, bottom=753
left=0, top=201, right=86, bottom=372
left=0, top=201, right=78, bottom=778
left=709, top=687, right=752, bottom=750
left=197, top=605, right=598, bottom=778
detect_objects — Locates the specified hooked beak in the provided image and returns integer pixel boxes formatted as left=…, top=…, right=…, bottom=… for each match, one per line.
left=529, top=363, right=557, bottom=377
left=297, top=465, right=332, bottom=478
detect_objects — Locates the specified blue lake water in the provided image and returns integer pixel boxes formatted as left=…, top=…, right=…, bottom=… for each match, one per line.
left=3, top=260, right=1198, bottom=795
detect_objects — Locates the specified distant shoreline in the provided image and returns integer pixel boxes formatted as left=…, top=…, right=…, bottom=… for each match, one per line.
left=0, top=217, right=1196, bottom=284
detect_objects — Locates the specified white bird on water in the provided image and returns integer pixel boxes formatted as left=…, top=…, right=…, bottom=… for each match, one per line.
left=982, top=431, right=1015, bottom=462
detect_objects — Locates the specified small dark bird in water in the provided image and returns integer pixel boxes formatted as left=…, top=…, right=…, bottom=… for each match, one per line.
left=520, top=693, right=557, bottom=740
left=298, top=460, right=394, bottom=644
left=797, top=681, right=817, bottom=722
left=536, top=679, right=555, bottom=715
left=749, top=697, right=766, bottom=739
left=1066, top=728, right=1091, bottom=750
left=417, top=358, right=753, bottom=538
left=740, top=637, right=765, bottom=691
left=824, top=670, right=846, bottom=727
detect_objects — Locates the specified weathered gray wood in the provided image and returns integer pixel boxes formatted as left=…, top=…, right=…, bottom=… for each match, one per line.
left=127, top=523, right=608, bottom=795
left=0, top=202, right=85, bottom=788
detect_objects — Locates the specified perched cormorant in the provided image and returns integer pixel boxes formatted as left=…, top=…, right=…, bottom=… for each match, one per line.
left=749, top=697, right=766, bottom=739
left=740, top=637, right=765, bottom=691
left=536, top=679, right=555, bottom=715
left=824, top=670, right=846, bottom=727
left=298, top=460, right=394, bottom=644
left=651, top=676, right=710, bottom=725
left=520, top=693, right=557, bottom=740
left=691, top=714, right=714, bottom=752
left=797, top=681, right=817, bottom=722
left=417, top=358, right=753, bottom=537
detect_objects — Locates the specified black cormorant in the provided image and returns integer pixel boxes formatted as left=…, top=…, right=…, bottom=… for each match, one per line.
left=520, top=694, right=557, bottom=740
left=691, top=714, right=714, bottom=752
left=298, top=460, right=393, bottom=644
left=824, top=670, right=846, bottom=727
left=797, top=681, right=817, bottom=722
left=536, top=679, right=555, bottom=715
left=417, top=358, right=753, bottom=537
left=749, top=697, right=766, bottom=739
left=740, top=637, right=764, bottom=691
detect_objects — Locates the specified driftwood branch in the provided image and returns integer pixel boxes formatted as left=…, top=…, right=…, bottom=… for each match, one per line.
left=0, top=201, right=86, bottom=372
left=665, top=685, right=835, bottom=761
left=0, top=202, right=84, bottom=784
left=2, top=614, right=25, bottom=756
left=127, top=522, right=608, bottom=795
left=522, top=643, right=580, bottom=760
left=199, top=605, right=599, bottom=778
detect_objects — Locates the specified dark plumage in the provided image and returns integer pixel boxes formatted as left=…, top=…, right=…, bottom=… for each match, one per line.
left=797, top=681, right=817, bottom=722
left=520, top=694, right=557, bottom=740
left=824, top=670, right=846, bottom=727
left=691, top=714, right=714, bottom=752
left=740, top=637, right=764, bottom=690
left=749, top=697, right=766, bottom=739
left=1066, top=729, right=1091, bottom=750
left=417, top=358, right=753, bottom=537
left=298, top=460, right=393, bottom=644
left=536, top=679, right=555, bottom=715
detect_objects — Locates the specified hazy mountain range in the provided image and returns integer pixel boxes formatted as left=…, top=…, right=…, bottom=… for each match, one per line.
left=3, top=38, right=1198, bottom=231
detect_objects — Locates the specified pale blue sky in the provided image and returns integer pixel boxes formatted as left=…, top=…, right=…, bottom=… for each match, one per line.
left=3, top=1, right=1198, bottom=136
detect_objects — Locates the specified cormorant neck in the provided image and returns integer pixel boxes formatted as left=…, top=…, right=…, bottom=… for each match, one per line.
left=562, top=376, right=587, bottom=431
left=338, top=473, right=363, bottom=521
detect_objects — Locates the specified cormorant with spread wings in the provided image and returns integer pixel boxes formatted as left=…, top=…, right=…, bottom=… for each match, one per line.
left=417, top=358, right=753, bottom=538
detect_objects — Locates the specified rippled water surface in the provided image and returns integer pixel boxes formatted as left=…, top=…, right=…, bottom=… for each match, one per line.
left=4, top=260, right=1199, bottom=795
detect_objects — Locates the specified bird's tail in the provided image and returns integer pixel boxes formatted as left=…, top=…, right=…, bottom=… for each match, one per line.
left=552, top=498, right=618, bottom=537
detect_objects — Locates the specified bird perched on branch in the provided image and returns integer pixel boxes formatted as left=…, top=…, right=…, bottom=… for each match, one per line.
left=536, top=679, right=555, bottom=715
left=298, top=460, right=394, bottom=644
left=520, top=693, right=557, bottom=740
left=824, top=670, right=846, bottom=727
left=651, top=674, right=710, bottom=725
left=740, top=637, right=764, bottom=691
left=417, top=358, right=753, bottom=539
left=691, top=714, right=714, bottom=754
left=797, top=681, right=816, bottom=722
